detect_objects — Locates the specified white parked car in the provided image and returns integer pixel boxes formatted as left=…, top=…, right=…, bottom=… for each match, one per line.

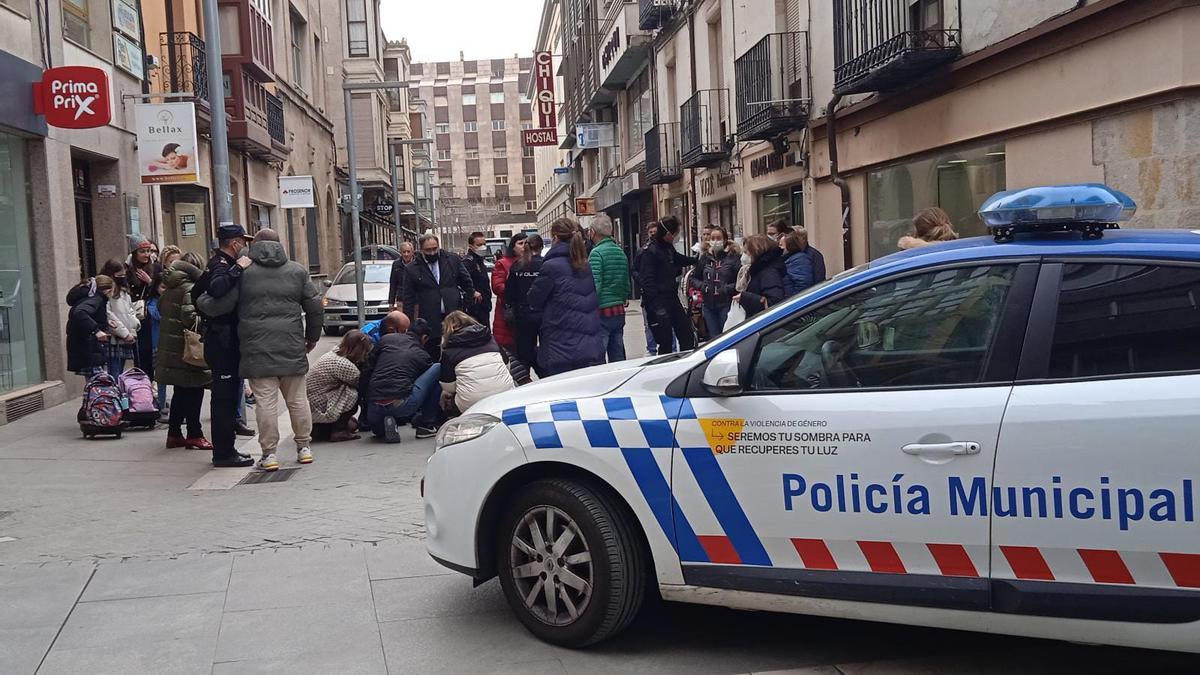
left=321, top=261, right=392, bottom=336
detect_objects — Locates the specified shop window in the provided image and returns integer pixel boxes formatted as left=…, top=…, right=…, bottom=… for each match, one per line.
left=757, top=184, right=803, bottom=235
left=0, top=133, right=42, bottom=393
left=866, top=142, right=1005, bottom=261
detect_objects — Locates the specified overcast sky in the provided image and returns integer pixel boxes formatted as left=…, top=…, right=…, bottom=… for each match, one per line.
left=380, top=0, right=543, bottom=64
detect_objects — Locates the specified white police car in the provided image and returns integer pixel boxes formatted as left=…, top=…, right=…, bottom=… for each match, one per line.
left=423, top=185, right=1200, bottom=652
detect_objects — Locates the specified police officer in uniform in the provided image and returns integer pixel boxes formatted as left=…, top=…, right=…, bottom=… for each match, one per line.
left=192, top=224, right=255, bottom=468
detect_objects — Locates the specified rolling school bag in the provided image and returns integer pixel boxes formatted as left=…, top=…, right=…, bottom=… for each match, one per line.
left=118, top=367, right=159, bottom=429
left=79, top=372, right=124, bottom=439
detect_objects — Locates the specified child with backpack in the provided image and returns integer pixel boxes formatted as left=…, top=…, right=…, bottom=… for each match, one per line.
left=68, top=276, right=125, bottom=438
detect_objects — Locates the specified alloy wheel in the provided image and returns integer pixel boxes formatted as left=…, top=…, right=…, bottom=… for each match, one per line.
left=508, top=505, right=594, bottom=626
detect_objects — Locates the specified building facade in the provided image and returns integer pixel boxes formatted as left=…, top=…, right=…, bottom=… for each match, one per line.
left=531, top=0, right=572, bottom=233
left=409, top=55, right=539, bottom=249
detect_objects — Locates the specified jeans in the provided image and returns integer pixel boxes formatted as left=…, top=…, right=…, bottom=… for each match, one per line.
left=106, top=357, right=127, bottom=379
left=249, top=374, right=314, bottom=455
left=368, top=364, right=441, bottom=437
left=168, top=386, right=204, bottom=439
left=702, top=306, right=730, bottom=341
left=158, top=383, right=169, bottom=410
left=598, top=313, right=627, bottom=363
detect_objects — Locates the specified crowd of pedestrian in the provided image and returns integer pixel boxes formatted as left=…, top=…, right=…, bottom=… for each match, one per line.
left=61, top=206, right=952, bottom=466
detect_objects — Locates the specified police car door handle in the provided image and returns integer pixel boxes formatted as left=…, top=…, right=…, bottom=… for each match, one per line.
left=902, top=442, right=981, bottom=457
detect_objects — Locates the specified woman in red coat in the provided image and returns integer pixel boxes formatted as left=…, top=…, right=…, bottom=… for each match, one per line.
left=491, top=232, right=528, bottom=350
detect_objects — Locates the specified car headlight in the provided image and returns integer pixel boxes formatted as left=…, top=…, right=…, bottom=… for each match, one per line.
left=323, top=298, right=345, bottom=307
left=435, top=413, right=501, bottom=450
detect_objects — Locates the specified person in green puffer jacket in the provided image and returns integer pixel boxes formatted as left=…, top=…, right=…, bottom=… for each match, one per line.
left=156, top=253, right=213, bottom=450
left=587, top=214, right=631, bottom=362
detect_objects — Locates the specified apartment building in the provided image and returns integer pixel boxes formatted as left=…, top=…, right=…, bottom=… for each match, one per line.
left=409, top=56, right=539, bottom=248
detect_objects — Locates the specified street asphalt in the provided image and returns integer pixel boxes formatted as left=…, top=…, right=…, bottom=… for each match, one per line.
left=1, top=307, right=1197, bottom=673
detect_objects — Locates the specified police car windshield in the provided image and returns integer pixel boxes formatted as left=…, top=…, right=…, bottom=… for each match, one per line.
left=333, top=264, right=391, bottom=285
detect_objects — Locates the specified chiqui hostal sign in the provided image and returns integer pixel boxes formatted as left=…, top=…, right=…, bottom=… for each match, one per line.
left=521, top=51, right=559, bottom=148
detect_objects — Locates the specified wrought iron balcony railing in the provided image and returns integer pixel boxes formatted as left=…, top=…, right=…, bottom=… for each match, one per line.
left=833, top=0, right=960, bottom=95
left=735, top=31, right=809, bottom=142
left=645, top=122, right=681, bottom=184
left=638, top=0, right=675, bottom=31
left=680, top=89, right=730, bottom=169
left=158, top=32, right=208, bottom=102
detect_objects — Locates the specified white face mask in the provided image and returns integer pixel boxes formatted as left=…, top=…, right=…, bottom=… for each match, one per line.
left=741, top=253, right=752, bottom=266
left=711, top=240, right=726, bottom=252
left=473, top=246, right=488, bottom=256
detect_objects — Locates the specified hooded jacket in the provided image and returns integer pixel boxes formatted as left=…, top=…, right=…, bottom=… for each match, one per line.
left=440, top=324, right=514, bottom=411
left=739, top=246, right=786, bottom=317
left=155, top=260, right=211, bottom=388
left=206, top=240, right=323, bottom=378
left=362, top=331, right=432, bottom=402
left=783, top=249, right=816, bottom=298
left=690, top=243, right=741, bottom=310
left=66, top=293, right=108, bottom=373
left=526, top=243, right=604, bottom=374
left=106, top=289, right=141, bottom=341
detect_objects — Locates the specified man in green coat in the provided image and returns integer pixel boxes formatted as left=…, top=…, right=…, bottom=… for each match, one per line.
left=588, top=214, right=631, bottom=362
left=198, top=229, right=323, bottom=472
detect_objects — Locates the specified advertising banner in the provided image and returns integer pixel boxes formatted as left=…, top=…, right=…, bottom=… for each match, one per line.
left=279, top=175, right=316, bottom=209
left=32, top=66, right=112, bottom=129
left=136, top=102, right=200, bottom=184
left=521, top=128, right=558, bottom=147
left=533, top=51, right=556, bottom=130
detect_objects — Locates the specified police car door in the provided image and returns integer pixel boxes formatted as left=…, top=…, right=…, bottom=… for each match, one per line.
left=991, top=262, right=1200, bottom=623
left=672, top=262, right=1037, bottom=610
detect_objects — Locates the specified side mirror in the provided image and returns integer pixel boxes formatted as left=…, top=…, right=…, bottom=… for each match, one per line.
left=701, top=349, right=742, bottom=396
left=322, top=279, right=332, bottom=288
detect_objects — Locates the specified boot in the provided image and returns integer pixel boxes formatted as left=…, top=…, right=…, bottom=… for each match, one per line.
left=234, top=420, right=256, bottom=437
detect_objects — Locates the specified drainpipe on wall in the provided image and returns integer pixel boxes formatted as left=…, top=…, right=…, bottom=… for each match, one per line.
left=686, top=2, right=699, bottom=249
left=826, top=93, right=852, bottom=269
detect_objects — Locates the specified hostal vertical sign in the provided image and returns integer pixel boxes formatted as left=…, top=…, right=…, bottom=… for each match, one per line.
left=521, top=51, right=559, bottom=147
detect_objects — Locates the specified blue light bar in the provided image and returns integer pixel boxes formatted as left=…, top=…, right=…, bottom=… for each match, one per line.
left=978, top=184, right=1136, bottom=242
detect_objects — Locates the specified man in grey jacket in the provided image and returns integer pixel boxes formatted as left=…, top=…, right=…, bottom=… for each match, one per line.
left=198, top=229, right=323, bottom=471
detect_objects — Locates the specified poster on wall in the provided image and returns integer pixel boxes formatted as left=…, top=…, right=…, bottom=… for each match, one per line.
left=136, top=102, right=200, bottom=184
left=180, top=214, right=197, bottom=237
left=113, top=34, right=143, bottom=80
left=112, top=0, right=140, bottom=39
left=279, top=175, right=316, bottom=209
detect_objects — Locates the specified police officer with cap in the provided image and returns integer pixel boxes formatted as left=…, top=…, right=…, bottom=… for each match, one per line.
left=192, top=223, right=255, bottom=467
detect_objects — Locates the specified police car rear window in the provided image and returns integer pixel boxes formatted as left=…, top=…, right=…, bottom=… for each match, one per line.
left=1049, top=264, right=1200, bottom=378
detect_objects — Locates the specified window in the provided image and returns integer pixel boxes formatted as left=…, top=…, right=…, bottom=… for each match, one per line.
left=751, top=265, right=1017, bottom=391
left=494, top=147, right=507, bottom=158
left=492, top=120, right=506, bottom=131
left=491, top=92, right=504, bottom=104
left=520, top=92, right=531, bottom=104
left=435, top=123, right=450, bottom=134
left=463, top=93, right=477, bottom=105
left=496, top=175, right=508, bottom=185
left=523, top=146, right=535, bottom=158
left=434, top=95, right=448, bottom=107
left=437, top=149, right=451, bottom=160
left=346, top=0, right=369, bottom=56
left=526, top=200, right=538, bottom=211
left=493, top=68, right=506, bottom=79
left=627, top=69, right=654, bottom=155
left=867, top=143, right=1005, bottom=260
left=758, top=185, right=803, bottom=233
left=521, top=121, right=533, bottom=131
left=465, top=149, right=480, bottom=160
left=464, top=121, right=478, bottom=132
left=498, top=201, right=512, bottom=213
left=523, top=174, right=536, bottom=185
left=467, top=176, right=481, bottom=186
left=62, top=0, right=90, bottom=47
left=1047, top=264, right=1200, bottom=379
left=290, top=11, right=306, bottom=89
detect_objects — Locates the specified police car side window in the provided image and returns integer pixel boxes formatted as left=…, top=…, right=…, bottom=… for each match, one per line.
left=750, top=265, right=1016, bottom=391
left=1048, top=264, right=1200, bottom=378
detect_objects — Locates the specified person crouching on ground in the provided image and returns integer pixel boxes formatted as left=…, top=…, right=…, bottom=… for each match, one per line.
left=438, top=311, right=514, bottom=417
left=361, top=311, right=441, bottom=443
left=308, top=329, right=373, bottom=442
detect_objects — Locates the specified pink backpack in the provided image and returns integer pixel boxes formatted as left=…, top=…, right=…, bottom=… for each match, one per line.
left=119, top=367, right=158, bottom=414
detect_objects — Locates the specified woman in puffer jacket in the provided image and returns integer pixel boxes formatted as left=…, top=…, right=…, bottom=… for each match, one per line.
left=526, top=218, right=605, bottom=377
left=156, top=253, right=212, bottom=449
left=439, top=311, right=514, bottom=415
left=99, top=258, right=140, bottom=378
left=736, top=234, right=787, bottom=318
left=689, top=226, right=741, bottom=339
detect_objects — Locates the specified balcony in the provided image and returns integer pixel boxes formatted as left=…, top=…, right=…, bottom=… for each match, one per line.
left=226, top=68, right=287, bottom=160
left=158, top=32, right=209, bottom=103
left=736, top=32, right=809, bottom=142
left=218, top=0, right=275, bottom=82
left=598, top=2, right=652, bottom=91
left=645, top=123, right=681, bottom=184
left=680, top=89, right=730, bottom=169
left=638, top=0, right=675, bottom=31
left=833, top=0, right=960, bottom=95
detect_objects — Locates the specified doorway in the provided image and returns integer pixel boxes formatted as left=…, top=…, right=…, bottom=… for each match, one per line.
left=72, top=159, right=96, bottom=279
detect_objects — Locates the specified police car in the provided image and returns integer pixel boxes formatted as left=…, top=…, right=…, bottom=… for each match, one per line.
left=423, top=185, right=1200, bottom=652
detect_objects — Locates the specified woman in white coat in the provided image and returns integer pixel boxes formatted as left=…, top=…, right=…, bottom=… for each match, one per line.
left=438, top=311, right=515, bottom=416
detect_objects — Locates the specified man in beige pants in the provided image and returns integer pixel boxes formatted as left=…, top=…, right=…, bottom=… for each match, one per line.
left=202, top=229, right=323, bottom=471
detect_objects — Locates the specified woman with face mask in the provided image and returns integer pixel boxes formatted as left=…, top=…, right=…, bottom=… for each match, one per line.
left=99, top=258, right=141, bottom=378
left=735, top=234, right=786, bottom=319
left=688, top=226, right=741, bottom=339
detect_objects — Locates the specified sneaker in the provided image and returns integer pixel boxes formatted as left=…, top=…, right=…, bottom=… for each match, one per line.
left=257, top=454, right=280, bottom=472
left=382, top=416, right=402, bottom=444
left=297, top=447, right=313, bottom=464
left=414, top=424, right=438, bottom=440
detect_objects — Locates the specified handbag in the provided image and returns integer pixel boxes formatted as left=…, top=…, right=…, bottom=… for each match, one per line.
left=182, top=316, right=207, bottom=367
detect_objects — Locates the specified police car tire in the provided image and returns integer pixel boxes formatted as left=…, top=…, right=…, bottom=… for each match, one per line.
left=497, top=478, right=646, bottom=648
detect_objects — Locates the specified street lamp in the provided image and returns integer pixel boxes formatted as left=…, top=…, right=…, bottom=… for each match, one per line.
left=389, top=137, right=434, bottom=247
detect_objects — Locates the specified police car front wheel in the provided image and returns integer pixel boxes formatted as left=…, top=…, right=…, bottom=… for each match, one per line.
left=496, top=479, right=646, bottom=647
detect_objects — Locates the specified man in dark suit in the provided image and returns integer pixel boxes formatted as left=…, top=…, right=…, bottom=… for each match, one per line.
left=462, top=231, right=493, bottom=327
left=402, top=233, right=474, bottom=358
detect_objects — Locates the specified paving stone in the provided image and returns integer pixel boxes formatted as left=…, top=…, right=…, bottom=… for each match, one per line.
left=36, top=637, right=215, bottom=675
left=0, top=564, right=94, bottom=675
left=378, top=611, right=562, bottom=675
left=371, top=574, right=506, bottom=622
left=82, top=556, right=233, bottom=602
left=364, top=539, right=453, bottom=581
left=51, top=591, right=225, bottom=651
left=215, top=602, right=383, bottom=665
left=225, top=547, right=372, bottom=611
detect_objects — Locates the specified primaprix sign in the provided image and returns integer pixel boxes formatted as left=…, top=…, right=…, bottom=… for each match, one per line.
left=32, top=66, right=112, bottom=129
left=523, top=51, right=558, bottom=147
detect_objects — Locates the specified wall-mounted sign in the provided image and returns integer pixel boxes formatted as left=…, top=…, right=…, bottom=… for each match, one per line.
left=180, top=213, right=198, bottom=237
left=522, top=128, right=558, bottom=147
left=112, top=0, right=140, bottom=39
left=136, top=102, right=199, bottom=184
left=576, top=123, right=615, bottom=149
left=32, top=66, right=112, bottom=129
left=554, top=166, right=572, bottom=186
left=533, top=51, right=557, bottom=130
left=576, top=197, right=597, bottom=216
left=750, top=148, right=798, bottom=179
left=113, top=33, right=144, bottom=80
left=279, top=175, right=316, bottom=209
left=96, top=184, right=118, bottom=197
left=374, top=201, right=394, bottom=216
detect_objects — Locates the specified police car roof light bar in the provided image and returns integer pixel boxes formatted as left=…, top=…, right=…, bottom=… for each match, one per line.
left=978, top=183, right=1137, bottom=243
